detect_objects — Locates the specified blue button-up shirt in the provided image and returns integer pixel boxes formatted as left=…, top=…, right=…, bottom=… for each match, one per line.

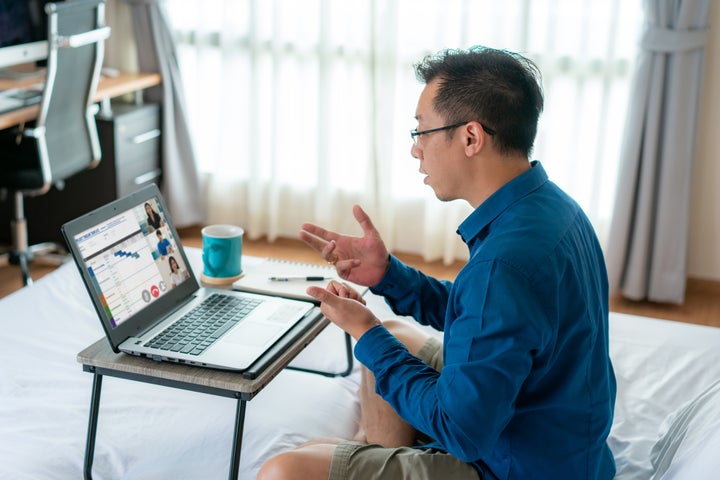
left=357, top=162, right=616, bottom=479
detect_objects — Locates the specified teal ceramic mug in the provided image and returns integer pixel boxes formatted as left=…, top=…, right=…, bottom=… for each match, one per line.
left=201, top=224, right=244, bottom=281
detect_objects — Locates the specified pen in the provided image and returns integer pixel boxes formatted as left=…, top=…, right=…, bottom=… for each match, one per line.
left=269, top=276, right=332, bottom=282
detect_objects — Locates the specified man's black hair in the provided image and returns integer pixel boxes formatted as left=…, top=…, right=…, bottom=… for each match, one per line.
left=414, top=46, right=544, bottom=157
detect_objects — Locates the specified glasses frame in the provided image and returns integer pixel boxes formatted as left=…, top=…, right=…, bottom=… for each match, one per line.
left=410, top=121, right=496, bottom=145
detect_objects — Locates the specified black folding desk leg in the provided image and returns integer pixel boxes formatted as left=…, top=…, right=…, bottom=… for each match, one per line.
left=84, top=372, right=103, bottom=480
left=82, top=369, right=249, bottom=480
left=229, top=398, right=247, bottom=480
left=287, top=332, right=354, bottom=377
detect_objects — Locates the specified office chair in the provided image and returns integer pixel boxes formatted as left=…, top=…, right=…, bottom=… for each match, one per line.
left=0, top=0, right=110, bottom=286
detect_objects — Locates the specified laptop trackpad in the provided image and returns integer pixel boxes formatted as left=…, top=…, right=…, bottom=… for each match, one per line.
left=221, top=321, right=285, bottom=348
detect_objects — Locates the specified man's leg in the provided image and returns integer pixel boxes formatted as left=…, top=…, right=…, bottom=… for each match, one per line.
left=257, top=439, right=341, bottom=480
left=257, top=319, right=432, bottom=480
left=354, top=319, right=431, bottom=447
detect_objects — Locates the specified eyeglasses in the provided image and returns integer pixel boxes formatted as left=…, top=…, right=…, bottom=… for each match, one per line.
left=410, top=121, right=496, bottom=145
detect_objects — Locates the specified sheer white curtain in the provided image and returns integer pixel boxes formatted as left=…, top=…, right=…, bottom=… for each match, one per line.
left=165, top=0, right=642, bottom=264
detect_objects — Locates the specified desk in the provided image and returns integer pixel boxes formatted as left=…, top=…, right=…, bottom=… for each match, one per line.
left=0, top=71, right=161, bottom=130
left=77, top=319, right=353, bottom=480
left=0, top=71, right=163, bottom=245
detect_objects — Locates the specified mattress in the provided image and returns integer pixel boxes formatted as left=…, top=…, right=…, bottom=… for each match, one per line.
left=1, top=248, right=719, bottom=479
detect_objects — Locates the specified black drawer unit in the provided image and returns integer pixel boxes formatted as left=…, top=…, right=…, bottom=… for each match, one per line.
left=0, top=101, right=162, bottom=244
left=97, top=101, right=162, bottom=197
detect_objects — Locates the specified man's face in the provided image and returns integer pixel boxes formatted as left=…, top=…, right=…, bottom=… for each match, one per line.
left=411, top=80, right=468, bottom=202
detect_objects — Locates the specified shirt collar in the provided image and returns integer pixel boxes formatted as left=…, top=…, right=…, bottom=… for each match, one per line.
left=457, top=160, right=549, bottom=245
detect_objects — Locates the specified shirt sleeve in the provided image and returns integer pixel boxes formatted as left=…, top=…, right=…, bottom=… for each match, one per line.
left=370, top=254, right=452, bottom=331
left=356, top=259, right=549, bottom=462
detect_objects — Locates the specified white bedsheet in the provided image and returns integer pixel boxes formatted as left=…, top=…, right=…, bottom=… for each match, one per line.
left=1, top=248, right=719, bottom=479
left=608, top=312, right=720, bottom=478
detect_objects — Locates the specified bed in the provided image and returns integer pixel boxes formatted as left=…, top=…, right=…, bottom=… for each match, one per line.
left=2, top=247, right=720, bottom=479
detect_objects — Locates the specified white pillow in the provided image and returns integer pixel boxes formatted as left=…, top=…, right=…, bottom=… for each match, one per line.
left=650, top=378, right=720, bottom=479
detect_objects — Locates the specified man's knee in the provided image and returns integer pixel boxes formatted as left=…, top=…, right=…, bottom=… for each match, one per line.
left=257, top=450, right=298, bottom=480
left=382, top=319, right=430, bottom=356
left=257, top=451, right=304, bottom=480
left=257, top=443, right=335, bottom=480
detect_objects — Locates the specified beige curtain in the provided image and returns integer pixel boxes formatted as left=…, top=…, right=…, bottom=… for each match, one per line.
left=114, top=0, right=206, bottom=228
left=166, top=0, right=642, bottom=262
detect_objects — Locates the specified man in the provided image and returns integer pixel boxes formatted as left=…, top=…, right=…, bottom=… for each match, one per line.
left=258, top=46, right=616, bottom=480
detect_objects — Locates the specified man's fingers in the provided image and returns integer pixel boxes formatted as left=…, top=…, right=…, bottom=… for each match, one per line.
left=306, top=286, right=340, bottom=307
left=300, top=226, right=341, bottom=261
left=298, top=230, right=324, bottom=252
left=326, top=280, right=365, bottom=304
left=353, top=205, right=379, bottom=236
left=327, top=280, right=351, bottom=298
left=321, top=240, right=338, bottom=264
left=300, top=223, right=337, bottom=243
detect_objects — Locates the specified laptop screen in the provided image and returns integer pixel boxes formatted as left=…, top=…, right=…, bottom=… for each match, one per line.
left=72, top=196, right=191, bottom=329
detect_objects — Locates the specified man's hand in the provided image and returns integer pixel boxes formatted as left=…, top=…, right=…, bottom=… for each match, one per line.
left=299, top=205, right=390, bottom=287
left=307, top=281, right=380, bottom=341
left=325, top=280, right=367, bottom=305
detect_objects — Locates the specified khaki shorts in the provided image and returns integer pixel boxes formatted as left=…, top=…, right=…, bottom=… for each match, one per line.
left=329, top=337, right=480, bottom=480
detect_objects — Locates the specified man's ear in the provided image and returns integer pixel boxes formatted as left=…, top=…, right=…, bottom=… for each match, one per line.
left=464, top=121, right=486, bottom=156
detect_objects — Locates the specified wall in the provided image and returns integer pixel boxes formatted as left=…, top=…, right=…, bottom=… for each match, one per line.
left=103, top=0, right=137, bottom=72
left=688, top=0, right=720, bottom=281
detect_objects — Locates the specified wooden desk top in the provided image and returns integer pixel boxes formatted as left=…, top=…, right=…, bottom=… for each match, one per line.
left=77, top=316, right=330, bottom=400
left=0, top=71, right=161, bottom=131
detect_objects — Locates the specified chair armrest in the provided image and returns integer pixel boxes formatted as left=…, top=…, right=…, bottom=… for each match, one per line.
left=54, top=26, right=111, bottom=49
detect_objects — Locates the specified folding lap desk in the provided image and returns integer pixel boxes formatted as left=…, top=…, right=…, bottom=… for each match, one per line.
left=77, top=318, right=353, bottom=480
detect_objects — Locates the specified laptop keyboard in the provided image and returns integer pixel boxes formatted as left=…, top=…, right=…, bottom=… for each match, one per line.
left=145, top=294, right=262, bottom=356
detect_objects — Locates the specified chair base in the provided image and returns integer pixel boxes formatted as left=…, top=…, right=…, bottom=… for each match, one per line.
left=0, top=190, right=70, bottom=287
left=0, top=241, right=69, bottom=287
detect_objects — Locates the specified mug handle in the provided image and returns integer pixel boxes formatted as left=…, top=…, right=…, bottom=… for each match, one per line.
left=202, top=244, right=225, bottom=277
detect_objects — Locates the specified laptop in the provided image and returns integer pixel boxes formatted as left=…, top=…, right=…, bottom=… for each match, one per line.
left=0, top=87, right=43, bottom=115
left=62, top=184, right=322, bottom=378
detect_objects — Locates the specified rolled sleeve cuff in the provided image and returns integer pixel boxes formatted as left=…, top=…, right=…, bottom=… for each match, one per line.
left=354, top=324, right=406, bottom=371
left=369, top=254, right=409, bottom=298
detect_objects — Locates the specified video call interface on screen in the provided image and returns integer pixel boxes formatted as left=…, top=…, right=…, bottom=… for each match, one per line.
left=74, top=198, right=189, bottom=329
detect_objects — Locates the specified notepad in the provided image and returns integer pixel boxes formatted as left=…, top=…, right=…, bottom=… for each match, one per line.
left=232, top=258, right=368, bottom=303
